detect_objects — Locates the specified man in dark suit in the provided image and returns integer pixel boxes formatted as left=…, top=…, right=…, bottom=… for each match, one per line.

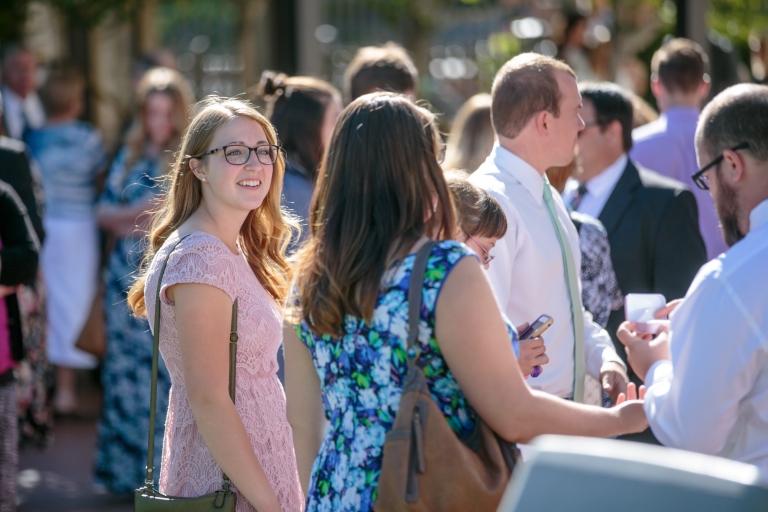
left=564, top=83, right=706, bottom=442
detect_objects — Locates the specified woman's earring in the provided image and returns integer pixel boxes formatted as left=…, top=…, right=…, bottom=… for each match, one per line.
left=201, top=177, right=207, bottom=182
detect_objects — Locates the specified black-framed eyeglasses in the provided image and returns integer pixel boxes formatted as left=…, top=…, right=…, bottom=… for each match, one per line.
left=691, top=142, right=749, bottom=191
left=192, top=144, right=282, bottom=166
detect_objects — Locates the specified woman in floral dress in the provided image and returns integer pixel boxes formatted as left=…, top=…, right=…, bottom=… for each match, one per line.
left=285, top=93, right=648, bottom=512
left=93, top=67, right=194, bottom=494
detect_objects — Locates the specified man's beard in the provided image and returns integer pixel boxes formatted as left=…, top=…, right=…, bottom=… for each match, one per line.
left=715, top=172, right=746, bottom=247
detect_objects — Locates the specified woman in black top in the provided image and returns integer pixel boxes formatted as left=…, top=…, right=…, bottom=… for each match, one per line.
left=0, top=178, right=40, bottom=511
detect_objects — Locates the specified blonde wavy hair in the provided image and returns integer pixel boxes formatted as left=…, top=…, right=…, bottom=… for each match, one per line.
left=123, top=67, right=195, bottom=175
left=128, top=97, right=297, bottom=317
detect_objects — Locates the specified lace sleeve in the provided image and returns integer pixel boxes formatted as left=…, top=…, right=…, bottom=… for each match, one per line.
left=156, top=234, right=240, bottom=306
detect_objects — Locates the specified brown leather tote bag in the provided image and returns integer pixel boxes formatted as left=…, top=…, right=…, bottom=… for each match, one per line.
left=375, top=241, right=519, bottom=512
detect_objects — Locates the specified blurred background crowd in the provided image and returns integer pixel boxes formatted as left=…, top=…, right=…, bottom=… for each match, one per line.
left=0, top=0, right=767, bottom=510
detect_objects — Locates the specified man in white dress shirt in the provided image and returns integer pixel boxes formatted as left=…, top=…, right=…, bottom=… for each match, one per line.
left=1, top=47, right=45, bottom=140
left=618, top=84, right=768, bottom=472
left=469, top=53, right=628, bottom=402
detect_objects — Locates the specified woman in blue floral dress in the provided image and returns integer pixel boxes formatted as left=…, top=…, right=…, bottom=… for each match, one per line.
left=284, top=93, right=648, bottom=512
left=93, top=67, right=194, bottom=494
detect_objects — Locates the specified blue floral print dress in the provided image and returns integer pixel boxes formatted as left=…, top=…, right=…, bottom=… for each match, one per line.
left=93, top=147, right=170, bottom=494
left=296, top=240, right=518, bottom=512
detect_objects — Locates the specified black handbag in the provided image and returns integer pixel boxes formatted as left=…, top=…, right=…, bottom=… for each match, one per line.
left=135, top=235, right=238, bottom=511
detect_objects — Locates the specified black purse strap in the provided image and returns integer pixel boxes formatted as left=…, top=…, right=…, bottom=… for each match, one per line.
left=144, top=234, right=238, bottom=493
left=406, top=240, right=437, bottom=363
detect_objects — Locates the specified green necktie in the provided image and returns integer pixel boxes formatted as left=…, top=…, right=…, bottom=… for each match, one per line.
left=542, top=177, right=585, bottom=403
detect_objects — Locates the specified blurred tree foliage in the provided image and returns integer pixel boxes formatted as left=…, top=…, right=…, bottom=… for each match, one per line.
left=0, top=0, right=34, bottom=44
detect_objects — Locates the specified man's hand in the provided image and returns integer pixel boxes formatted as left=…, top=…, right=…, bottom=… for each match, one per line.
left=516, top=323, right=549, bottom=376
left=616, top=321, right=672, bottom=382
left=615, top=382, right=646, bottom=404
left=600, top=361, right=629, bottom=403
left=655, top=299, right=684, bottom=319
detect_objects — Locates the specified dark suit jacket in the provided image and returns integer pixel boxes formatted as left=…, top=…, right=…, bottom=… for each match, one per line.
left=0, top=136, right=44, bottom=243
left=0, top=136, right=44, bottom=369
left=0, top=180, right=40, bottom=366
left=599, top=160, right=707, bottom=379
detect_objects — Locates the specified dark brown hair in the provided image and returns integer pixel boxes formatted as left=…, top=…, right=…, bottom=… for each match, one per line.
left=344, top=42, right=419, bottom=103
left=445, top=170, right=507, bottom=239
left=579, top=81, right=634, bottom=152
left=257, top=71, right=341, bottom=176
left=292, top=93, right=454, bottom=335
left=40, top=62, right=85, bottom=118
left=651, top=38, right=709, bottom=94
left=491, top=53, right=576, bottom=139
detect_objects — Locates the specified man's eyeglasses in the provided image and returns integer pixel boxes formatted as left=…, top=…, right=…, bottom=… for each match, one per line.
left=466, top=232, right=495, bottom=265
left=192, top=144, right=282, bottom=166
left=691, top=142, right=749, bottom=191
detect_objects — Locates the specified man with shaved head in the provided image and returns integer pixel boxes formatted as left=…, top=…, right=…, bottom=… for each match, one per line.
left=618, top=84, right=768, bottom=472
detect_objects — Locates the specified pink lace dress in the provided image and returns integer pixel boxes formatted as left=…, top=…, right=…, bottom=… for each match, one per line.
left=144, top=231, right=304, bottom=512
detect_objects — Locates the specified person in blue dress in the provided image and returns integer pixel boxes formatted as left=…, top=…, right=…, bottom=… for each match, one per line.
left=93, top=67, right=194, bottom=495
left=284, top=93, right=649, bottom=512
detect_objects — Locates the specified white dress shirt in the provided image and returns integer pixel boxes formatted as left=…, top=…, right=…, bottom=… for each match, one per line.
left=1, top=85, right=45, bottom=140
left=644, top=198, right=768, bottom=472
left=562, top=153, right=628, bottom=218
left=470, top=144, right=624, bottom=398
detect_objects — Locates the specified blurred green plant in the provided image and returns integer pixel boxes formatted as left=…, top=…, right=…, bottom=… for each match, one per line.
left=708, top=0, right=768, bottom=70
left=475, top=32, right=520, bottom=90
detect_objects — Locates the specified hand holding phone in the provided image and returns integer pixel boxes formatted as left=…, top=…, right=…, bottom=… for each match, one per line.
left=519, top=314, right=553, bottom=340
left=518, top=315, right=553, bottom=378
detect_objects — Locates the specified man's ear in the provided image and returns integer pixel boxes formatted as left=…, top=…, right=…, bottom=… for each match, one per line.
left=650, top=76, right=664, bottom=100
left=697, top=78, right=711, bottom=102
left=722, top=149, right=746, bottom=184
left=607, top=120, right=623, bottom=144
left=536, top=110, right=550, bottom=136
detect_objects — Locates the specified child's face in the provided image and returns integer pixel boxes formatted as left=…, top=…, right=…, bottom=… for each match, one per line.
left=463, top=234, right=498, bottom=270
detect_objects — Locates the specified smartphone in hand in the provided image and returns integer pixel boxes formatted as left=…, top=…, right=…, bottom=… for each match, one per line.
left=519, top=314, right=553, bottom=340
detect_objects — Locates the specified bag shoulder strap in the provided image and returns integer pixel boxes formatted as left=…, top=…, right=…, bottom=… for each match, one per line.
left=406, top=240, right=437, bottom=363
left=144, top=234, right=238, bottom=493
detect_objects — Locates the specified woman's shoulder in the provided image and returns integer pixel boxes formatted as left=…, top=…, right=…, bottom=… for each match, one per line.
left=427, top=239, right=477, bottom=269
left=160, top=231, right=240, bottom=265
left=387, top=239, right=476, bottom=290
left=149, top=231, right=241, bottom=302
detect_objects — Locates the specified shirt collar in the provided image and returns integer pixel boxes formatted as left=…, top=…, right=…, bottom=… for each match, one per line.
left=749, top=198, right=768, bottom=233
left=491, top=143, right=545, bottom=205
left=584, top=153, right=628, bottom=201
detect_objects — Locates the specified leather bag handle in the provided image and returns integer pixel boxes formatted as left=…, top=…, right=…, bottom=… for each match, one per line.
left=144, top=234, right=238, bottom=493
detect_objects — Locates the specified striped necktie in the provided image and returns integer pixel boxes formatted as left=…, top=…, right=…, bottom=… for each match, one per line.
left=542, top=177, right=585, bottom=402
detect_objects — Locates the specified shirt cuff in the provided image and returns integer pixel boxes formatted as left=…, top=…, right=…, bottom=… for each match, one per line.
left=599, top=348, right=627, bottom=371
left=645, top=359, right=673, bottom=388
